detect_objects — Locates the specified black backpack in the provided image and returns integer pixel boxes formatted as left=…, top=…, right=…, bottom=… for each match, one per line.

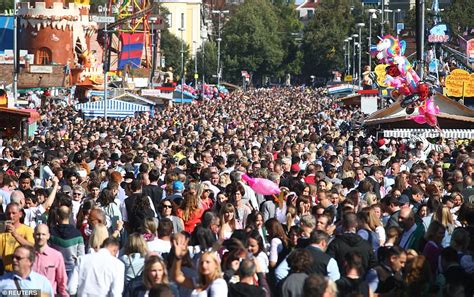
left=123, top=256, right=145, bottom=297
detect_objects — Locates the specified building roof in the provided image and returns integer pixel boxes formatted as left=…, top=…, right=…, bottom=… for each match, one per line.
left=364, top=93, right=474, bottom=129
left=297, top=0, right=318, bottom=9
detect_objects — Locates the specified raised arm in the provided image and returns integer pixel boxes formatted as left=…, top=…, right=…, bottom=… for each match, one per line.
left=170, top=233, right=194, bottom=289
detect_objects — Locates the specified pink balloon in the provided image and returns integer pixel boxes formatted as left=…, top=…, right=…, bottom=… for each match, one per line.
left=242, top=174, right=280, bottom=195
left=409, top=98, right=440, bottom=128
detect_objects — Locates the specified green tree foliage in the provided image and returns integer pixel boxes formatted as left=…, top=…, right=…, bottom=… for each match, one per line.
left=160, top=29, right=189, bottom=80
left=442, top=0, right=474, bottom=36
left=0, top=0, right=12, bottom=13
left=302, top=0, right=360, bottom=78
left=221, top=0, right=284, bottom=84
left=272, top=0, right=304, bottom=77
left=191, top=40, right=218, bottom=84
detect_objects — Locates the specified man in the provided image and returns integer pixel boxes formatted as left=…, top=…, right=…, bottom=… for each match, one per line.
left=366, top=246, right=407, bottom=295
left=398, top=207, right=425, bottom=252
left=0, top=174, right=16, bottom=212
left=0, top=245, right=54, bottom=295
left=327, top=213, right=377, bottom=275
left=408, top=185, right=424, bottom=213
left=49, top=206, right=85, bottom=279
left=122, top=180, right=157, bottom=233
left=69, top=237, right=125, bottom=296
left=276, top=230, right=340, bottom=282
left=228, top=259, right=267, bottom=297
left=142, top=169, right=164, bottom=209
left=32, top=224, right=68, bottom=296
left=364, top=166, right=384, bottom=201
left=382, top=194, right=404, bottom=229
left=384, top=160, right=400, bottom=191
left=147, top=218, right=172, bottom=256
left=0, top=203, right=34, bottom=272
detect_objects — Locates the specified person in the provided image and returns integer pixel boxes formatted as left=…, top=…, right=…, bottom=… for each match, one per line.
left=303, top=274, right=338, bottom=297
left=228, top=258, right=268, bottom=297
left=398, top=207, right=425, bottom=252
left=366, top=246, right=407, bottom=295
left=49, top=205, right=85, bottom=279
left=422, top=220, right=445, bottom=274
left=265, top=218, right=290, bottom=268
left=171, top=232, right=228, bottom=296
left=119, top=233, right=148, bottom=285
left=0, top=203, right=34, bottom=272
left=158, top=198, right=184, bottom=234
left=327, top=213, right=377, bottom=274
left=279, top=248, right=312, bottom=297
left=336, top=252, right=372, bottom=297
left=32, top=224, right=68, bottom=296
left=147, top=218, right=173, bottom=256
left=0, top=245, right=54, bottom=296
left=176, top=191, right=204, bottom=234
left=131, top=255, right=178, bottom=297
left=68, top=237, right=125, bottom=296
left=219, top=203, right=241, bottom=240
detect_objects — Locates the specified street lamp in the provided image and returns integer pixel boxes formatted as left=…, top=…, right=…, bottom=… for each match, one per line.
left=384, top=9, right=393, bottom=30
left=211, top=10, right=229, bottom=86
left=352, top=34, right=358, bottom=84
left=346, top=37, right=352, bottom=76
left=368, top=9, right=377, bottom=68
left=149, top=16, right=158, bottom=88
left=395, top=9, right=401, bottom=37
left=179, top=13, right=185, bottom=103
left=356, top=23, right=365, bottom=88
left=381, top=0, right=385, bottom=35
left=98, top=5, right=109, bottom=118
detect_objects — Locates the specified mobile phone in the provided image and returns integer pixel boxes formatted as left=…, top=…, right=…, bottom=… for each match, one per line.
left=0, top=221, right=5, bottom=233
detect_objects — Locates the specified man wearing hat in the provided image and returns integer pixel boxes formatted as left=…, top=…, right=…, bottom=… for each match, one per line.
left=109, top=153, right=125, bottom=176
left=166, top=181, right=185, bottom=205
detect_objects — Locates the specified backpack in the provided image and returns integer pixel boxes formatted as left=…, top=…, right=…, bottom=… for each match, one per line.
left=123, top=256, right=145, bottom=297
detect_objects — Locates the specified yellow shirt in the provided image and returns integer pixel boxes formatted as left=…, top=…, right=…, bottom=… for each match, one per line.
left=0, top=224, right=34, bottom=271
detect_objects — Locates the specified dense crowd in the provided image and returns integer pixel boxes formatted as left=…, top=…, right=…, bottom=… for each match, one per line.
left=0, top=86, right=473, bottom=297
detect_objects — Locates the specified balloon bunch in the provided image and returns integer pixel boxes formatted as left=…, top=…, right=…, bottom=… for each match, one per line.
left=373, top=35, right=440, bottom=129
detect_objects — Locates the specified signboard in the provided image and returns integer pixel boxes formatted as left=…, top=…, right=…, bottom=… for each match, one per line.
left=468, top=38, right=474, bottom=63
left=142, top=88, right=174, bottom=99
left=428, top=23, right=450, bottom=43
left=444, top=69, right=474, bottom=97
left=91, top=15, right=115, bottom=23
left=344, top=75, right=353, bottom=82
left=29, top=65, right=53, bottom=74
left=396, top=23, right=404, bottom=35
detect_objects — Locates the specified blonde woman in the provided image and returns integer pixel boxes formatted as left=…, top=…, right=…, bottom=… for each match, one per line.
left=131, top=255, right=178, bottom=296
left=171, top=233, right=228, bottom=297
left=218, top=203, right=241, bottom=240
left=119, top=233, right=148, bottom=285
left=357, top=207, right=385, bottom=250
left=433, top=206, right=456, bottom=247
left=364, top=192, right=378, bottom=207
left=88, top=224, right=109, bottom=253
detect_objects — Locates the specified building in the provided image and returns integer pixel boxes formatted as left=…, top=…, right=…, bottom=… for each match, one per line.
left=296, top=0, right=319, bottom=23
left=161, top=0, right=202, bottom=55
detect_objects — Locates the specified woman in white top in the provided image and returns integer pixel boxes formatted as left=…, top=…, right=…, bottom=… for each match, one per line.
left=247, top=230, right=269, bottom=274
left=171, top=233, right=228, bottom=297
left=218, top=203, right=241, bottom=240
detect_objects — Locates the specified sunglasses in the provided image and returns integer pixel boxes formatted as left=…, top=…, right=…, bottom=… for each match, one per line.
left=73, top=193, right=82, bottom=196
left=162, top=205, right=172, bottom=209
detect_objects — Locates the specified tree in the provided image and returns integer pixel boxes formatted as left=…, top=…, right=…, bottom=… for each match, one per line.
left=272, top=0, right=304, bottom=78
left=301, top=0, right=360, bottom=79
left=192, top=40, right=218, bottom=84
left=160, top=29, right=190, bottom=80
left=222, top=0, right=284, bottom=84
left=442, top=0, right=474, bottom=36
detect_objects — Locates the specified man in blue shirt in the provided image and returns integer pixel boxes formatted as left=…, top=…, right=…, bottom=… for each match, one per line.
left=0, top=245, right=54, bottom=296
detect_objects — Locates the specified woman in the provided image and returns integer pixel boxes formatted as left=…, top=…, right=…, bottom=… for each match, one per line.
left=283, top=205, right=297, bottom=234
left=131, top=255, right=178, bottom=297
left=88, top=224, right=109, bottom=253
left=246, top=210, right=268, bottom=247
left=357, top=207, right=384, bottom=251
left=120, top=233, right=148, bottom=285
left=96, top=188, right=122, bottom=232
left=422, top=220, right=446, bottom=274
left=214, top=192, right=228, bottom=214
left=227, top=183, right=252, bottom=228
left=247, top=230, right=269, bottom=274
left=265, top=218, right=289, bottom=268
left=218, top=203, right=241, bottom=240
left=176, top=191, right=204, bottom=234
left=129, top=193, right=155, bottom=233
left=158, top=199, right=184, bottom=234
left=433, top=206, right=456, bottom=247
left=171, top=233, right=228, bottom=297
left=296, top=196, right=312, bottom=219
left=197, top=183, right=214, bottom=211
left=404, top=255, right=432, bottom=297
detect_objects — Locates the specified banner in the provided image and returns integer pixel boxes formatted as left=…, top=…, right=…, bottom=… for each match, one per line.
left=118, top=33, right=144, bottom=70
left=468, top=38, right=474, bottom=63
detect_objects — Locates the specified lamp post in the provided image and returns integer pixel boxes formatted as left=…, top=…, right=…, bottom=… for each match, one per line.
left=395, top=9, right=401, bottom=37
left=384, top=9, right=393, bottom=32
left=346, top=37, right=352, bottom=76
left=98, top=5, right=109, bottom=119
left=149, top=16, right=158, bottom=88
left=368, top=9, right=377, bottom=68
left=179, top=13, right=185, bottom=103
left=212, top=10, right=229, bottom=86
left=381, top=0, right=384, bottom=35
left=13, top=0, right=19, bottom=106
left=352, top=34, right=358, bottom=84
left=356, top=23, right=365, bottom=88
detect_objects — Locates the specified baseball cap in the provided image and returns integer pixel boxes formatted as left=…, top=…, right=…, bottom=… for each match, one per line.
left=173, top=181, right=184, bottom=192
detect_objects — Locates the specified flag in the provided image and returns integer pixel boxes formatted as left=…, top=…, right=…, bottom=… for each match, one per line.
left=118, top=33, right=144, bottom=69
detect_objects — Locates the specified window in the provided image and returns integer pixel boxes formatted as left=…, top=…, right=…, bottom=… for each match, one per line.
left=36, top=47, right=52, bottom=65
left=167, top=13, right=172, bottom=27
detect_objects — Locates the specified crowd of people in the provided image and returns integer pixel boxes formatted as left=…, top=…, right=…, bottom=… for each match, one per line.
left=0, top=86, right=473, bottom=297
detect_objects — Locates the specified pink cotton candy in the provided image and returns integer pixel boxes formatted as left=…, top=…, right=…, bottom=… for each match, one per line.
left=241, top=174, right=280, bottom=195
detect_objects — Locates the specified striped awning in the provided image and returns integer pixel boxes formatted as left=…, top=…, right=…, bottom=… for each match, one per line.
left=383, top=129, right=474, bottom=139
left=75, top=99, right=150, bottom=119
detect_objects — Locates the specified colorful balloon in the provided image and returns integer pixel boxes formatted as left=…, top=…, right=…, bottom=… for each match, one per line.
left=241, top=174, right=280, bottom=195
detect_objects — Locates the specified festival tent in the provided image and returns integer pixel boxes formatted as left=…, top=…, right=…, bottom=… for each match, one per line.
left=0, top=107, right=40, bottom=140
left=363, top=93, right=474, bottom=131
left=75, top=96, right=152, bottom=119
